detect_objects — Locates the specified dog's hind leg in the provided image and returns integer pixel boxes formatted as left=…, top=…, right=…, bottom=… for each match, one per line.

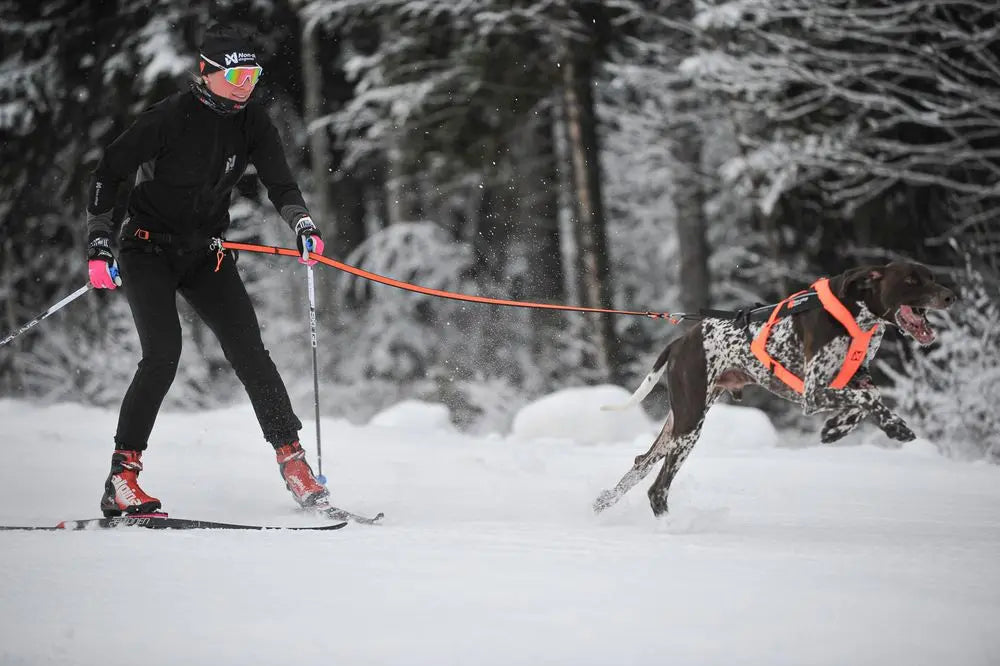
left=595, top=325, right=711, bottom=515
left=593, top=411, right=674, bottom=514
left=643, top=346, right=717, bottom=516
left=646, top=417, right=708, bottom=516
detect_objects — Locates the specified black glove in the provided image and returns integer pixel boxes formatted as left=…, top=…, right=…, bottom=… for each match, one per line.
left=87, top=234, right=121, bottom=289
left=294, top=216, right=324, bottom=265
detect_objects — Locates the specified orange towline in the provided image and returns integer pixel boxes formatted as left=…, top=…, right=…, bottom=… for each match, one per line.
left=221, top=241, right=676, bottom=320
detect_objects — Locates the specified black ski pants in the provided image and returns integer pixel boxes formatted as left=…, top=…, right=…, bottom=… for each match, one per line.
left=114, top=244, right=301, bottom=451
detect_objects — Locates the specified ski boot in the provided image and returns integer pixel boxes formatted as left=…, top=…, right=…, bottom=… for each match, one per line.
left=276, top=441, right=329, bottom=508
left=100, top=450, right=162, bottom=517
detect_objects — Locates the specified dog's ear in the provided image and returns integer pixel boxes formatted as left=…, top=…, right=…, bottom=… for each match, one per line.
left=833, top=265, right=885, bottom=300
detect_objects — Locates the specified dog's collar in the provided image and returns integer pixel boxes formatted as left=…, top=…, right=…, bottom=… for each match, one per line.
left=751, top=278, right=880, bottom=394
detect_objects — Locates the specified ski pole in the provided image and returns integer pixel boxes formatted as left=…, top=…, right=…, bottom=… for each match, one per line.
left=303, top=246, right=325, bottom=485
left=0, top=284, right=92, bottom=348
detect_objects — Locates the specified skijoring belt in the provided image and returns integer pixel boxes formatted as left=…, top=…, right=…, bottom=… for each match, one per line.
left=124, top=223, right=229, bottom=272
left=127, top=226, right=215, bottom=250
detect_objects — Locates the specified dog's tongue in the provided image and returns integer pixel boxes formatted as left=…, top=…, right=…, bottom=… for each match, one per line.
left=899, top=305, right=935, bottom=344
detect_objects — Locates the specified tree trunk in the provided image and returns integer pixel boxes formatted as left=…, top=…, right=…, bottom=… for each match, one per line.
left=561, top=47, right=618, bottom=379
left=516, top=102, right=566, bottom=302
left=511, top=101, right=566, bottom=375
left=672, top=94, right=711, bottom=313
left=331, top=172, right=366, bottom=257
left=367, top=158, right=389, bottom=232
left=385, top=145, right=423, bottom=224
left=300, top=16, right=333, bottom=229
left=300, top=16, right=346, bottom=361
left=472, top=140, right=514, bottom=285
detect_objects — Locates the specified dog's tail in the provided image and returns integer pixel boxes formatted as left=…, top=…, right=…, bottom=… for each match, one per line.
left=601, top=340, right=676, bottom=411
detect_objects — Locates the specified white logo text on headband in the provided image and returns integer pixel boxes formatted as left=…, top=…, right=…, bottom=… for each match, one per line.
left=224, top=52, right=256, bottom=66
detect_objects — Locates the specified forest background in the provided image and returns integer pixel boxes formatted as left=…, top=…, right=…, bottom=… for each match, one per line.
left=2, top=0, right=997, bottom=460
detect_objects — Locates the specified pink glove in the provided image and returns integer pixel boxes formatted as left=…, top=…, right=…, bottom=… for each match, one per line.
left=295, top=216, right=325, bottom=266
left=89, top=260, right=120, bottom=289
left=87, top=236, right=122, bottom=289
left=299, top=234, right=325, bottom=266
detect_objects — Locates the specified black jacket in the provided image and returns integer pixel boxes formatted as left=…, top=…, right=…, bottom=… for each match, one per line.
left=86, top=89, right=308, bottom=243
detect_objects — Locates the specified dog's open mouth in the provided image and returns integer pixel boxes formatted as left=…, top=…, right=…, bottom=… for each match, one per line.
left=895, top=305, right=936, bottom=345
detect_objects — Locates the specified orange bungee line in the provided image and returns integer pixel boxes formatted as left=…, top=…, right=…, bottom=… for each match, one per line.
left=220, top=241, right=682, bottom=322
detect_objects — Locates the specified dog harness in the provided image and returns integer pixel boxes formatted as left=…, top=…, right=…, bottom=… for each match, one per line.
left=750, top=278, right=879, bottom=394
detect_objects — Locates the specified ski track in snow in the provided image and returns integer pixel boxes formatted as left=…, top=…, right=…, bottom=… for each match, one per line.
left=1, top=397, right=998, bottom=666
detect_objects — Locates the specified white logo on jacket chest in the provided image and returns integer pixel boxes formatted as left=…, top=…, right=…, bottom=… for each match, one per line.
left=224, top=154, right=236, bottom=175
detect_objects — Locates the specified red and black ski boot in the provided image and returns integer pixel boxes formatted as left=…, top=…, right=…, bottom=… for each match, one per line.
left=100, top=450, right=162, bottom=517
left=276, top=441, right=329, bottom=508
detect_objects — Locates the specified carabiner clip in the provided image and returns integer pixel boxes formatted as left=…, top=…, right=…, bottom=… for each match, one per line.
left=210, top=238, right=225, bottom=272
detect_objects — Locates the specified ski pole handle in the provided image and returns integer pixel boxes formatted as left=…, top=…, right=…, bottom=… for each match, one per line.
left=0, top=284, right=92, bottom=348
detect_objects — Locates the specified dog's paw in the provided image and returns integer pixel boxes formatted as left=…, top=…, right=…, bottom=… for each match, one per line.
left=821, top=423, right=849, bottom=444
left=647, top=489, right=670, bottom=517
left=593, top=489, right=619, bottom=514
left=883, top=419, right=917, bottom=442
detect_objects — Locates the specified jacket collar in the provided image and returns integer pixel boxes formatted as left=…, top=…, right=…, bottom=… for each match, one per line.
left=188, top=79, right=247, bottom=116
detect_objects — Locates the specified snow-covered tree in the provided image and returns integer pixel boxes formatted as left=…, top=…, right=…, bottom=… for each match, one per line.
left=686, top=0, right=1000, bottom=269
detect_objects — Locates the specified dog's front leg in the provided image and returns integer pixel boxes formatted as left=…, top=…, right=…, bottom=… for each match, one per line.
left=802, top=383, right=867, bottom=416
left=803, top=364, right=916, bottom=443
left=821, top=408, right=866, bottom=443
left=818, top=369, right=878, bottom=441
left=802, top=354, right=875, bottom=415
left=868, top=402, right=917, bottom=443
left=808, top=387, right=915, bottom=443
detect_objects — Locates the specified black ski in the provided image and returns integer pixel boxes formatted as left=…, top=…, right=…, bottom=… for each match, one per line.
left=0, top=515, right=347, bottom=531
left=314, top=505, right=385, bottom=525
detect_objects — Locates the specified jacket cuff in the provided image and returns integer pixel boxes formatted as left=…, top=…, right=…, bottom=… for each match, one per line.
left=279, top=204, right=310, bottom=229
left=86, top=211, right=115, bottom=243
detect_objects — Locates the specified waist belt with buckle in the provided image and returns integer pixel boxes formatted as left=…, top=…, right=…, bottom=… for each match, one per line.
left=130, top=226, right=216, bottom=250
left=130, top=226, right=228, bottom=272
left=132, top=227, right=177, bottom=244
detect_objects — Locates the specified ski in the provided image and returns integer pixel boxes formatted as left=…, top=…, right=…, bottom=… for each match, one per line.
left=313, top=504, right=385, bottom=525
left=0, top=515, right=347, bottom=531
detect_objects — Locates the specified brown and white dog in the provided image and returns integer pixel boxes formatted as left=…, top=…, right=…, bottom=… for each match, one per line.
left=594, top=261, right=956, bottom=517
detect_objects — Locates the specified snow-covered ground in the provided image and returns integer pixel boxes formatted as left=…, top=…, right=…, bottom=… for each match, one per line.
left=1, top=388, right=998, bottom=666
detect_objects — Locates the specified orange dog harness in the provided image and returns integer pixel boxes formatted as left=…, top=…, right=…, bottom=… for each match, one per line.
left=750, top=278, right=879, bottom=394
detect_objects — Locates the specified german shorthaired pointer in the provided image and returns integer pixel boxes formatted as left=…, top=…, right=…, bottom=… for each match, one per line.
left=594, top=261, right=956, bottom=517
